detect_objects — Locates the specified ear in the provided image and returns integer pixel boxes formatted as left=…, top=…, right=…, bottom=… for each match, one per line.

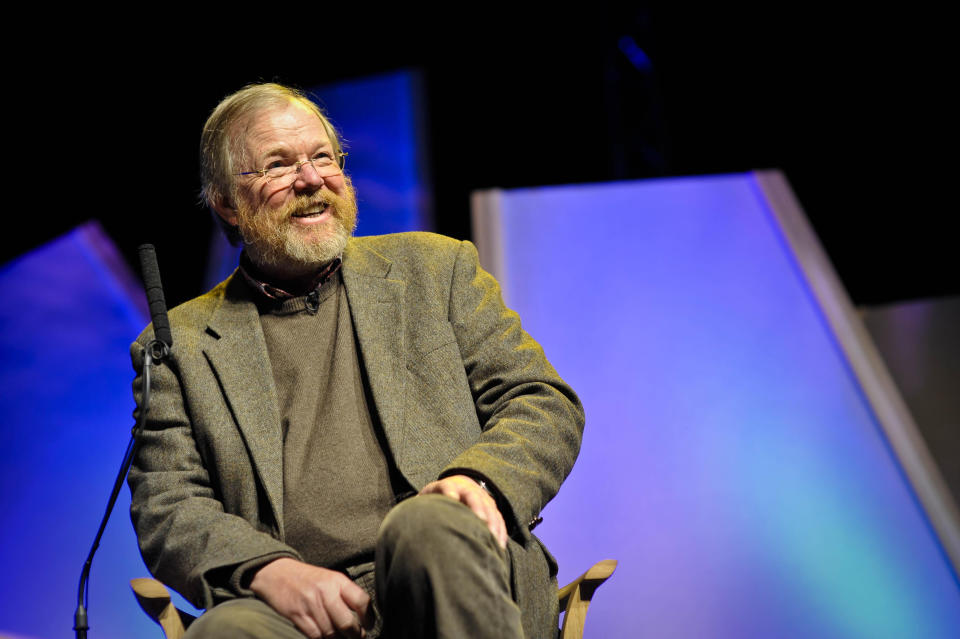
left=211, top=196, right=239, bottom=227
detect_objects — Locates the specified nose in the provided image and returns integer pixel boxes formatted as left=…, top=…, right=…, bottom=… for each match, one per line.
left=292, top=159, right=324, bottom=192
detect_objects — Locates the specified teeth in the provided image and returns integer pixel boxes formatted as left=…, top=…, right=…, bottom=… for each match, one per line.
left=293, top=205, right=326, bottom=218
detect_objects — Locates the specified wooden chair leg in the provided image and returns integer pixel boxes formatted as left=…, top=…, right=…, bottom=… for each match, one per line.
left=557, top=559, right=617, bottom=639
left=130, top=578, right=193, bottom=639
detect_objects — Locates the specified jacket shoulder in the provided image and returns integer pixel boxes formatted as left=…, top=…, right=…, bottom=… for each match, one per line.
left=346, top=232, right=484, bottom=321
left=349, top=232, right=466, bottom=270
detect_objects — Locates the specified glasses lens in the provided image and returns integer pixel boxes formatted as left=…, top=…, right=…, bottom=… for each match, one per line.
left=259, top=155, right=346, bottom=184
left=310, top=158, right=341, bottom=177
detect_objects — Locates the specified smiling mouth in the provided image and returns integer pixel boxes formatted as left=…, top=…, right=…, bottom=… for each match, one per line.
left=291, top=203, right=330, bottom=219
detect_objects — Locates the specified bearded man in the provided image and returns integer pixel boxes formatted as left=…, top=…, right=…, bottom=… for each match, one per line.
left=128, top=83, right=584, bottom=639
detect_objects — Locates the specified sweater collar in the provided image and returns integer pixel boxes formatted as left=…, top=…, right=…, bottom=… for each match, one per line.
left=238, top=252, right=343, bottom=302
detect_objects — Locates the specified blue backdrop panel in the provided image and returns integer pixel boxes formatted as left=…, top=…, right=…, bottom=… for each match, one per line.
left=313, top=70, right=431, bottom=237
left=479, top=173, right=960, bottom=638
left=0, top=223, right=200, bottom=638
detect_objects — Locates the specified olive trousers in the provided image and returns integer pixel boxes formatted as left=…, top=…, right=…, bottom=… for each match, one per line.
left=183, top=495, right=526, bottom=639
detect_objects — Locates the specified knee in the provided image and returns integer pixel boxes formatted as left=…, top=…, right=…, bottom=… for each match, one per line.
left=185, top=598, right=295, bottom=639
left=377, top=494, right=491, bottom=559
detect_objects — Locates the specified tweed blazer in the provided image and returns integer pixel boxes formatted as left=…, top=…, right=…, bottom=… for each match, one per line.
left=128, top=232, right=584, bottom=636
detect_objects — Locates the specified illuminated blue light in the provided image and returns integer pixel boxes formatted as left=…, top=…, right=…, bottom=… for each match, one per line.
left=618, top=36, right=654, bottom=73
left=485, top=173, right=960, bottom=637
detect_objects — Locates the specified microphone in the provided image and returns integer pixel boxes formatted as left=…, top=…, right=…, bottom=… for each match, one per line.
left=75, top=246, right=175, bottom=638
left=137, top=244, right=173, bottom=354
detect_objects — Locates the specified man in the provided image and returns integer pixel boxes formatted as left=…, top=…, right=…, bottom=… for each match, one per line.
left=128, top=83, right=584, bottom=639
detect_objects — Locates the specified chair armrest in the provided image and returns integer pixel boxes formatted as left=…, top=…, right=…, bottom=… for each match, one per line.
left=557, top=559, right=617, bottom=639
left=130, top=578, right=196, bottom=639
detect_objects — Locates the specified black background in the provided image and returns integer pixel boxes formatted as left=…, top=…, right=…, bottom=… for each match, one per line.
left=7, top=7, right=954, bottom=308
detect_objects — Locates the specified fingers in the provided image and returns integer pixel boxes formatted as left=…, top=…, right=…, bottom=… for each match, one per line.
left=492, top=508, right=507, bottom=548
left=250, top=559, right=369, bottom=638
left=461, top=488, right=489, bottom=522
left=461, top=486, right=507, bottom=548
left=420, top=476, right=508, bottom=549
left=421, top=479, right=461, bottom=502
left=489, top=507, right=507, bottom=549
left=325, top=597, right=365, bottom=638
left=320, top=575, right=368, bottom=638
left=340, top=580, right=373, bottom=630
left=298, top=586, right=364, bottom=639
left=290, top=605, right=330, bottom=639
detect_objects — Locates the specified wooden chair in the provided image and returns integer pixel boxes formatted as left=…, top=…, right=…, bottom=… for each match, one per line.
left=132, top=559, right=617, bottom=639
left=556, top=559, right=617, bottom=639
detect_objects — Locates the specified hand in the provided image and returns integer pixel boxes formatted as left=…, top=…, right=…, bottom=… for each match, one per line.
left=419, top=475, right=508, bottom=549
left=250, top=557, right=371, bottom=638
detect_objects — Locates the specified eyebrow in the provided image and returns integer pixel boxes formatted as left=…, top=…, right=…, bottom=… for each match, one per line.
left=259, top=145, right=292, bottom=161
left=257, top=141, right=332, bottom=163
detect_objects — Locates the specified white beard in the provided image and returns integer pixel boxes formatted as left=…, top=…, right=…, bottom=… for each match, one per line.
left=234, top=178, right=358, bottom=277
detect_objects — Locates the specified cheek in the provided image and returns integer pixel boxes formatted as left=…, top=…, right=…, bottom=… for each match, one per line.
left=251, top=183, right=291, bottom=210
left=323, top=175, right=348, bottom=198
left=265, top=192, right=290, bottom=210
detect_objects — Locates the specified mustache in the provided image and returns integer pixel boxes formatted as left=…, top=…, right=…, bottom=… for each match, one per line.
left=278, top=191, right=337, bottom=218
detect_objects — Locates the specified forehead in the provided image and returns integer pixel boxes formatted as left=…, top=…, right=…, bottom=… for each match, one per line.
left=239, top=101, right=331, bottom=159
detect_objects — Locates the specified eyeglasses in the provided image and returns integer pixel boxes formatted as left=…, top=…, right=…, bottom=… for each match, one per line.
left=236, top=152, right=348, bottom=183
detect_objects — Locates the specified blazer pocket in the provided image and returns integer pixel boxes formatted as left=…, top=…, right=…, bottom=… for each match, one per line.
left=408, top=320, right=458, bottom=359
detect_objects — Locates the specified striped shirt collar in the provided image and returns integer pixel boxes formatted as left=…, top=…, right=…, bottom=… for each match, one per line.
left=238, top=252, right=343, bottom=301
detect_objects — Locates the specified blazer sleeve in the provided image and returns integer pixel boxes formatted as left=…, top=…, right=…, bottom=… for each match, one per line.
left=439, top=240, right=585, bottom=541
left=127, top=336, right=300, bottom=609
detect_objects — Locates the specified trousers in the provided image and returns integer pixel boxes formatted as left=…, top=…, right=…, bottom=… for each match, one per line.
left=183, top=495, right=527, bottom=639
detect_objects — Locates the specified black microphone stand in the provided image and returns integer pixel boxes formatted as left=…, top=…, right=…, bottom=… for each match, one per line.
left=73, top=339, right=169, bottom=639
left=75, top=243, right=172, bottom=638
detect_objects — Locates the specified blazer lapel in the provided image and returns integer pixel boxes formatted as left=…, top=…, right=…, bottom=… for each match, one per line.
left=341, top=241, right=409, bottom=470
left=203, top=276, right=286, bottom=532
